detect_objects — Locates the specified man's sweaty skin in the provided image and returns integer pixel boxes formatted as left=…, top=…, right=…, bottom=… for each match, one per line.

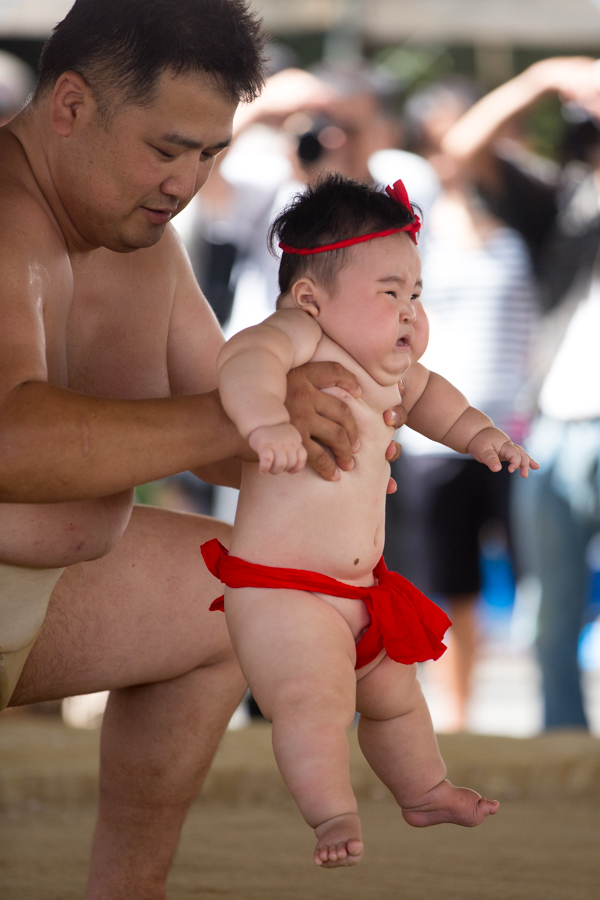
left=0, top=65, right=405, bottom=899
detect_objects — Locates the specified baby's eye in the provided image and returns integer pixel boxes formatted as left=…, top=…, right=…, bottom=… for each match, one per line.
left=386, top=290, right=397, bottom=298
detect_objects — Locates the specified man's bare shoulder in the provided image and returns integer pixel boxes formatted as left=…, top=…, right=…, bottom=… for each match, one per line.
left=0, top=130, right=67, bottom=261
left=154, top=220, right=193, bottom=274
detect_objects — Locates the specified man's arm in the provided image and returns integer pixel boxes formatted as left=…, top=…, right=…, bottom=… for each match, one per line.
left=0, top=209, right=247, bottom=503
left=0, top=383, right=246, bottom=503
left=442, top=57, right=600, bottom=190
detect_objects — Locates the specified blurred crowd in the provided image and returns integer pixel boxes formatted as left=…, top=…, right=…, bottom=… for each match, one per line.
left=3, top=42, right=600, bottom=734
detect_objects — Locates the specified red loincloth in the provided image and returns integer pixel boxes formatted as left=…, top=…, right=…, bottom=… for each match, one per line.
left=201, top=539, right=451, bottom=670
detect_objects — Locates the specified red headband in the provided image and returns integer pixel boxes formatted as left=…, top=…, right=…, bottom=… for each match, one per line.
left=278, top=178, right=421, bottom=255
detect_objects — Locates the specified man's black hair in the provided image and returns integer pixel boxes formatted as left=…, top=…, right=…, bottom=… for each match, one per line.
left=268, top=174, right=419, bottom=299
left=36, top=0, right=266, bottom=116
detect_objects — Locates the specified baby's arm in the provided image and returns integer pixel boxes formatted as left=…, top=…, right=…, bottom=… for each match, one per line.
left=217, top=309, right=323, bottom=474
left=402, top=365, right=539, bottom=477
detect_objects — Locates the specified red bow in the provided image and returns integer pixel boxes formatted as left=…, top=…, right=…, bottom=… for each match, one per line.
left=386, top=179, right=421, bottom=244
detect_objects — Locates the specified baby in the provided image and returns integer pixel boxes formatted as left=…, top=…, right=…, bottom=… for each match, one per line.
left=202, top=175, right=538, bottom=868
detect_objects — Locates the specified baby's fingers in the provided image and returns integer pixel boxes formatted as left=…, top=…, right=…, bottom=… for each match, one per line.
left=270, top=446, right=292, bottom=475
left=478, top=447, right=502, bottom=473
left=258, top=447, right=276, bottom=474
left=261, top=443, right=307, bottom=475
left=288, top=445, right=308, bottom=475
left=499, top=442, right=537, bottom=478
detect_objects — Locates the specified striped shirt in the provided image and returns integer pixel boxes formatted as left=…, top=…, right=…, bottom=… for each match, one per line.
left=400, top=225, right=538, bottom=455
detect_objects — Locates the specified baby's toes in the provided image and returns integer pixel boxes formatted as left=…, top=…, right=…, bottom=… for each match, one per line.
left=330, top=842, right=348, bottom=862
left=346, top=838, right=364, bottom=860
left=314, top=844, right=332, bottom=866
left=315, top=842, right=343, bottom=865
left=313, top=813, right=363, bottom=867
left=477, top=797, right=500, bottom=821
left=318, top=840, right=363, bottom=868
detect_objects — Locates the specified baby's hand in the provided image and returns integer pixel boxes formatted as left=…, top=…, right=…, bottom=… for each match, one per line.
left=468, top=427, right=540, bottom=478
left=248, top=423, right=307, bottom=475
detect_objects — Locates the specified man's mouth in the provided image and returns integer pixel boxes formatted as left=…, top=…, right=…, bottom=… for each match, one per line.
left=140, top=206, right=177, bottom=225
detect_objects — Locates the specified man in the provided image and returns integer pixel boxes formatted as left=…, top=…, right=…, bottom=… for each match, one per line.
left=0, top=1, right=404, bottom=897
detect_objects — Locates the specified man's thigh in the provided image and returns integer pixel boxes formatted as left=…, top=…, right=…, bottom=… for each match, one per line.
left=11, top=505, right=232, bottom=705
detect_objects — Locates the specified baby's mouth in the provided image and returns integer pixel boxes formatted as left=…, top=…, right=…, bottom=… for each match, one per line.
left=396, top=334, right=411, bottom=348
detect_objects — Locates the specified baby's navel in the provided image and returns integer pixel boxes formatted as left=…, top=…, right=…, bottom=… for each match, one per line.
left=354, top=558, right=359, bottom=566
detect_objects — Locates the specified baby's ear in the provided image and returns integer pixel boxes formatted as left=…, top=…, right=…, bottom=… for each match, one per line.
left=291, top=277, right=321, bottom=317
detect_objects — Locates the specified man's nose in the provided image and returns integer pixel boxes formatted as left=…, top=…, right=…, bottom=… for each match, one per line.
left=160, top=157, right=202, bottom=202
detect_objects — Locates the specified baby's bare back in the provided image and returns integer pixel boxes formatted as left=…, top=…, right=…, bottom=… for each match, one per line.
left=230, top=336, right=400, bottom=583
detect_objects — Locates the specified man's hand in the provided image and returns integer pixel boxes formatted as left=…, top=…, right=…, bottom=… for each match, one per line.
left=383, top=405, right=407, bottom=495
left=285, top=362, right=359, bottom=481
left=285, top=364, right=409, bottom=482
left=233, top=68, right=337, bottom=135
left=527, top=57, right=600, bottom=118
left=384, top=405, right=408, bottom=467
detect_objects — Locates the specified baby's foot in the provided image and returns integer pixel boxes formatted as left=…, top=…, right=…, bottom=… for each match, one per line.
left=401, top=779, right=499, bottom=828
left=313, top=813, right=364, bottom=868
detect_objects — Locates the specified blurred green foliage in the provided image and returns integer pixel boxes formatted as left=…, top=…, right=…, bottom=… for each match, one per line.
left=525, top=95, right=565, bottom=161
left=134, top=482, right=165, bottom=506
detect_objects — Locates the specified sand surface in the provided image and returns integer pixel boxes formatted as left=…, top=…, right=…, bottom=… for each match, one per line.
left=1, top=713, right=600, bottom=899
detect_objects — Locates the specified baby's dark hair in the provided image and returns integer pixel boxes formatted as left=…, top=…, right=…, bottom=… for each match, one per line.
left=268, top=174, right=419, bottom=303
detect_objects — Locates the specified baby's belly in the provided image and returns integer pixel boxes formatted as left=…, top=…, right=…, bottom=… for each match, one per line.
left=231, top=443, right=390, bottom=583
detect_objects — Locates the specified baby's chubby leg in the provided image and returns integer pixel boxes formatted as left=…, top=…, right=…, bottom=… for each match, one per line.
left=224, top=585, right=364, bottom=867
left=356, top=656, right=499, bottom=826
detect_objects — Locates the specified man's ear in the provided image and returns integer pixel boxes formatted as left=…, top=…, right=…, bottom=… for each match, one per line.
left=290, top=277, right=322, bottom=317
left=49, top=71, right=96, bottom=137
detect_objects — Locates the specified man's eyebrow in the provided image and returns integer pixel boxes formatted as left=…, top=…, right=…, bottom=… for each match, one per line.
left=161, top=132, right=232, bottom=151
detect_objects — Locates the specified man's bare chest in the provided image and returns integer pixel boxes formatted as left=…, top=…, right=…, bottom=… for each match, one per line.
left=62, top=251, right=174, bottom=400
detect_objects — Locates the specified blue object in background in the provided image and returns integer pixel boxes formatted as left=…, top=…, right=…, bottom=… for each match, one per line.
left=579, top=533, right=600, bottom=670
left=477, top=531, right=515, bottom=643
left=480, top=538, right=515, bottom=612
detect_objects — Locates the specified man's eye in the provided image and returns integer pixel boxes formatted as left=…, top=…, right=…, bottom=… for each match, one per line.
left=154, top=147, right=175, bottom=160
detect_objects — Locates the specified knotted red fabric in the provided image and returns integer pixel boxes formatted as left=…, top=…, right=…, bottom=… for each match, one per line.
left=385, top=179, right=421, bottom=244
left=201, top=539, right=450, bottom=670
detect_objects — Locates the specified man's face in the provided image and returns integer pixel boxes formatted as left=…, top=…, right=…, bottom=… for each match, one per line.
left=317, top=234, right=428, bottom=386
left=55, top=70, right=236, bottom=252
left=309, top=92, right=397, bottom=182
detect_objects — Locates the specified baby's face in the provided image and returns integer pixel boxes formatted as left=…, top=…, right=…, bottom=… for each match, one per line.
left=317, top=233, right=428, bottom=385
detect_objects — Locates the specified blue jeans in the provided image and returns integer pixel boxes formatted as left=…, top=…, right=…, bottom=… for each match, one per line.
left=519, top=416, right=600, bottom=729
